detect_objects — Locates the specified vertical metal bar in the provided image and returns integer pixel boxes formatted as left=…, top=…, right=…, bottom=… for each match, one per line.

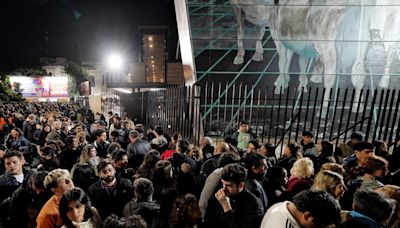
left=181, top=87, right=184, bottom=137
left=344, top=89, right=356, bottom=143
left=160, top=90, right=165, bottom=133
left=353, top=89, right=363, bottom=132
left=322, top=88, right=333, bottom=140
left=164, top=89, right=168, bottom=134
left=254, top=87, right=261, bottom=136
left=375, top=90, right=386, bottom=141
left=249, top=85, right=255, bottom=126
left=285, top=88, right=291, bottom=143
left=295, top=89, right=304, bottom=142
left=383, top=89, right=396, bottom=142
left=359, top=89, right=370, bottom=132
left=184, top=86, right=189, bottom=137
left=268, top=87, right=275, bottom=142
left=310, top=88, right=319, bottom=131
left=231, top=84, right=236, bottom=129
left=166, top=89, right=170, bottom=134
left=223, top=82, right=229, bottom=134
left=388, top=90, right=400, bottom=146
left=169, top=88, right=174, bottom=133
left=237, top=83, right=243, bottom=124
left=174, top=87, right=179, bottom=134
left=216, top=82, right=222, bottom=141
left=378, top=89, right=390, bottom=140
left=262, top=88, right=268, bottom=143
left=329, top=88, right=341, bottom=141
left=177, top=87, right=181, bottom=134
left=275, top=88, right=283, bottom=145
left=365, top=89, right=378, bottom=141
left=336, top=88, right=348, bottom=148
left=393, top=90, right=400, bottom=149
left=303, top=87, right=312, bottom=133
left=243, top=85, right=248, bottom=122
left=209, top=82, right=215, bottom=136
left=315, top=88, right=326, bottom=143
left=188, top=86, right=192, bottom=138
left=198, top=85, right=203, bottom=143
left=183, top=87, right=187, bottom=136
left=203, top=82, right=208, bottom=135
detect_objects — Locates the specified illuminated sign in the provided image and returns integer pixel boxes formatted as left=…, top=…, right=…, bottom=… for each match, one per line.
left=10, top=76, right=69, bottom=97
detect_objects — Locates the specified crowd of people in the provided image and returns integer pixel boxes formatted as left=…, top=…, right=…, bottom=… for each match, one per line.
left=0, top=102, right=400, bottom=228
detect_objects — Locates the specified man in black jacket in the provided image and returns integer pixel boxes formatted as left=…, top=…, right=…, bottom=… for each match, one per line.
left=169, top=138, right=198, bottom=195
left=243, top=153, right=268, bottom=213
left=204, top=163, right=264, bottom=228
left=88, top=159, right=134, bottom=219
left=122, top=178, right=161, bottom=228
left=94, top=129, right=110, bottom=158
left=0, top=151, right=33, bottom=203
left=8, top=171, right=52, bottom=228
left=127, top=130, right=151, bottom=170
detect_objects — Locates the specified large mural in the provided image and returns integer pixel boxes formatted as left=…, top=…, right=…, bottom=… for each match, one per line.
left=188, top=0, right=400, bottom=91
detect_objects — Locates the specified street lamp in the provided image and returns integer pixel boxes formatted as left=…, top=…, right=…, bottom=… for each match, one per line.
left=107, top=54, right=123, bottom=70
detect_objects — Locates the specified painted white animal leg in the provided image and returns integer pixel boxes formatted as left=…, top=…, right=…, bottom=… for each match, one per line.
left=252, top=25, right=265, bottom=61
left=232, top=5, right=245, bottom=65
left=310, top=57, right=323, bottom=83
left=274, top=41, right=294, bottom=94
left=319, top=45, right=337, bottom=117
left=378, top=44, right=394, bottom=89
left=298, top=56, right=309, bottom=93
left=351, top=42, right=369, bottom=111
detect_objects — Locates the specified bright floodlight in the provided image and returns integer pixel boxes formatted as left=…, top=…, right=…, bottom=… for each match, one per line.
left=108, top=54, right=123, bottom=70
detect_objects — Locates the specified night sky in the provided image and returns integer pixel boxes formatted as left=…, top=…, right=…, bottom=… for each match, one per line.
left=0, top=0, right=178, bottom=70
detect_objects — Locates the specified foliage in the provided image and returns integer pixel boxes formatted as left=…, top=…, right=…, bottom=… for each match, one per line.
left=65, top=60, right=90, bottom=97
left=0, top=75, right=24, bottom=102
left=8, top=68, right=46, bottom=76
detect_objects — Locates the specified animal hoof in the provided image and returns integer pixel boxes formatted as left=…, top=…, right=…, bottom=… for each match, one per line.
left=233, top=56, right=244, bottom=65
left=252, top=52, right=263, bottom=61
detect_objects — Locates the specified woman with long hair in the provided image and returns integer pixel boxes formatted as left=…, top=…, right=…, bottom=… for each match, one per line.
left=313, top=140, right=335, bottom=172
left=78, top=144, right=100, bottom=170
left=4, top=127, right=31, bottom=153
left=312, top=170, right=346, bottom=200
left=135, top=149, right=160, bottom=181
left=59, top=187, right=102, bottom=228
left=153, top=160, right=178, bottom=227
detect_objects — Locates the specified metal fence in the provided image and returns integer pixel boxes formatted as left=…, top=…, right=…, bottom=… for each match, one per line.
left=144, top=84, right=400, bottom=149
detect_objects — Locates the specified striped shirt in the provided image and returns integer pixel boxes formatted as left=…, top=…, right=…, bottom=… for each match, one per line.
left=260, top=201, right=300, bottom=228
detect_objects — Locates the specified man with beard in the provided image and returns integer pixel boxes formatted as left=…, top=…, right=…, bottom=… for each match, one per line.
left=46, top=120, right=67, bottom=143
left=87, top=159, right=134, bottom=219
left=243, top=153, right=268, bottom=213
left=204, top=163, right=264, bottom=228
left=112, top=149, right=135, bottom=181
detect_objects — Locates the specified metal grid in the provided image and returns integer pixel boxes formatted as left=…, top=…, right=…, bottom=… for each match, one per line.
left=187, top=1, right=400, bottom=119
